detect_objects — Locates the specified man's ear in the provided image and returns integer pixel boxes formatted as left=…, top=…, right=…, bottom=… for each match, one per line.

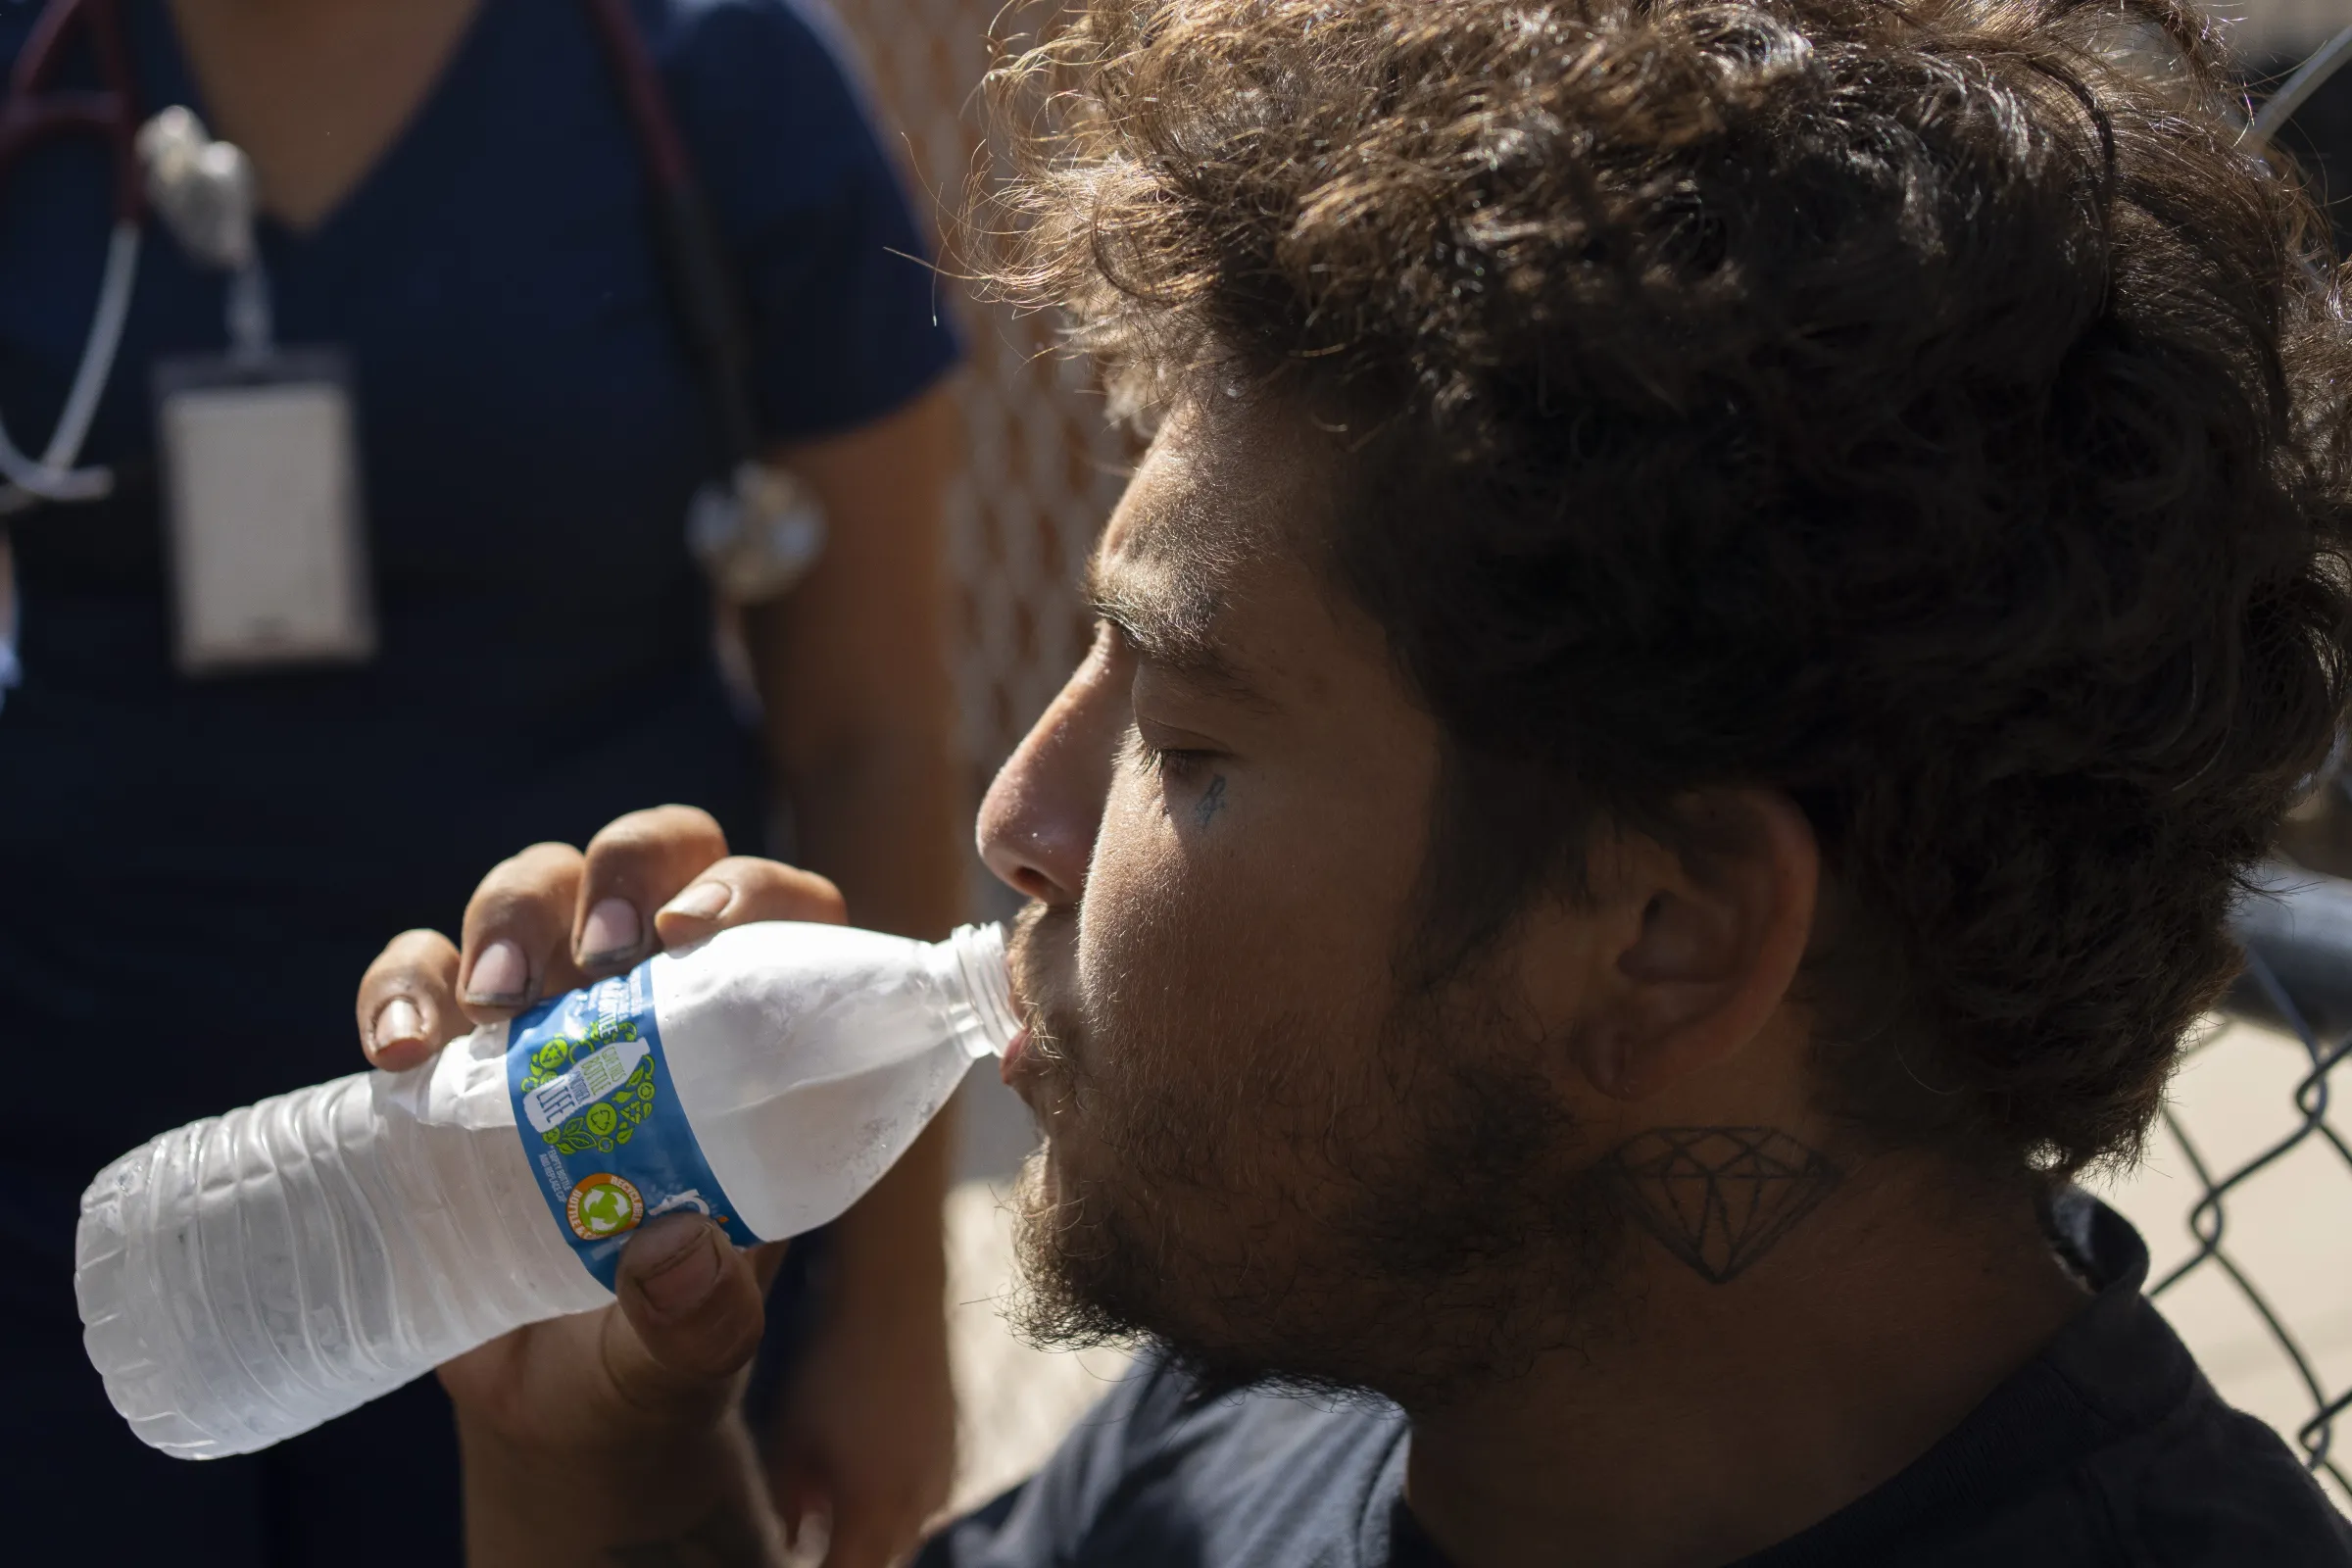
left=1572, top=789, right=1819, bottom=1102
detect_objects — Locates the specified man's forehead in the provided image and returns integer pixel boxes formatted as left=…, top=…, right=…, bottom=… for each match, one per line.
left=1087, top=506, right=1265, bottom=703
left=1086, top=404, right=1328, bottom=697
left=1103, top=396, right=1341, bottom=582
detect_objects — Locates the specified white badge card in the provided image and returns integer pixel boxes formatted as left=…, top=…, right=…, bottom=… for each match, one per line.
left=155, top=350, right=374, bottom=676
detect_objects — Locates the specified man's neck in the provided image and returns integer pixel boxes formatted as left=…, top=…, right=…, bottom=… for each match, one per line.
left=1401, top=1157, right=2090, bottom=1568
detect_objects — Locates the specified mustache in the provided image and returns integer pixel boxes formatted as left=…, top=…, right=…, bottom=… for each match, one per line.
left=1006, top=900, right=1083, bottom=1078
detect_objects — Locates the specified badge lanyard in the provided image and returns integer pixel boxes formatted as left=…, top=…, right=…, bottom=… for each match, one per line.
left=0, top=0, right=372, bottom=674
left=141, top=107, right=374, bottom=675
left=0, top=0, right=827, bottom=686
left=0, top=0, right=144, bottom=514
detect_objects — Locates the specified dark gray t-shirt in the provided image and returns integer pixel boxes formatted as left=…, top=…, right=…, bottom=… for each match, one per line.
left=920, top=1195, right=2352, bottom=1566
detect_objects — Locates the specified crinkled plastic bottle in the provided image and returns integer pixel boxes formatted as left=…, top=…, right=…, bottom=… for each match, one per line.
left=74, top=920, right=1017, bottom=1459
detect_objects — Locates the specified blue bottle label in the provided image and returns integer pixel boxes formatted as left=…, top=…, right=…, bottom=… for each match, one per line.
left=504, top=962, right=760, bottom=1289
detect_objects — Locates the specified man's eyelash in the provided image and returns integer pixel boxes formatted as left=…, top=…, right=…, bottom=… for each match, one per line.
left=1135, top=738, right=1215, bottom=782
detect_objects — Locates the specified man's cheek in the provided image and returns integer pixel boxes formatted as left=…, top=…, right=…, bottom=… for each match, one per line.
left=1077, top=810, right=1250, bottom=1082
left=1100, top=813, right=1266, bottom=969
left=1080, top=772, right=1206, bottom=981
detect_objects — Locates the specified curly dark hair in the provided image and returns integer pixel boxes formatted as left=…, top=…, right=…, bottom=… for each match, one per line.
left=985, top=0, right=2352, bottom=1175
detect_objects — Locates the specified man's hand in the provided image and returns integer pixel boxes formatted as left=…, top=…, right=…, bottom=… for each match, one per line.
left=356, top=803, right=846, bottom=1068
left=352, top=806, right=846, bottom=1565
left=453, top=1213, right=793, bottom=1565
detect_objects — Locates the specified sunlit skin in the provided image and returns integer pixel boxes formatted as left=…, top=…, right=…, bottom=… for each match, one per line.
left=976, top=394, right=2092, bottom=1568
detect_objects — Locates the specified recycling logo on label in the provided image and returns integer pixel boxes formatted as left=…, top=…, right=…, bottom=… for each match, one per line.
left=565, top=1172, right=645, bottom=1241
left=505, top=961, right=758, bottom=1289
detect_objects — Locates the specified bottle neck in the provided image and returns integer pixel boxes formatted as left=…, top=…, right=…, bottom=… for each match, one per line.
left=936, top=922, right=1020, bottom=1059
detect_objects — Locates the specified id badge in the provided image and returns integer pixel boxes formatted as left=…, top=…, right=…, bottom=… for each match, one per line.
left=155, top=350, right=373, bottom=676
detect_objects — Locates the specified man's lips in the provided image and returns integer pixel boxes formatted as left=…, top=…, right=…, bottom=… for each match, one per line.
left=1000, top=1025, right=1032, bottom=1087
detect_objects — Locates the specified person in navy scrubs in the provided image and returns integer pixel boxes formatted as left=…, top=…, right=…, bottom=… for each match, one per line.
left=0, top=2, right=966, bottom=1563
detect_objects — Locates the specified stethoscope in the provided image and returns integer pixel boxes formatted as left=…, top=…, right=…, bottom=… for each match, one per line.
left=0, top=0, right=817, bottom=589
left=0, top=0, right=145, bottom=512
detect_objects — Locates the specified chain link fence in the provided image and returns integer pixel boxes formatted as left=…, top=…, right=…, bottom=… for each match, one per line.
left=813, top=0, right=1128, bottom=868
left=2118, top=888, right=2352, bottom=1509
left=2118, top=846, right=2352, bottom=1514
left=2189, top=986, right=2352, bottom=1497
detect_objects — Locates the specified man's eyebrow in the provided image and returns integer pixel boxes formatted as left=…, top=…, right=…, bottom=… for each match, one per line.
left=1082, top=552, right=1273, bottom=710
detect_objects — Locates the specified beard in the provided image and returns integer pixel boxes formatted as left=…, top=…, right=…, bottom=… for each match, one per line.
left=1003, top=900, right=1631, bottom=1415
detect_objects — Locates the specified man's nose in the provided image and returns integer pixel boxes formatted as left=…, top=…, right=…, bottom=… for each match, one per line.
left=977, top=654, right=1124, bottom=905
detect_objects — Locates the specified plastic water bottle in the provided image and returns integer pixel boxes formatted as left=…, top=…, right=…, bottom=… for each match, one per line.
left=74, top=920, right=1018, bottom=1460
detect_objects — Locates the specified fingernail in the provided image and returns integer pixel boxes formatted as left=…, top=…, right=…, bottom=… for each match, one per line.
left=661, top=881, right=731, bottom=921
left=371, top=996, right=424, bottom=1056
left=578, top=897, right=644, bottom=964
left=464, top=939, right=528, bottom=1004
left=631, top=1217, right=721, bottom=1315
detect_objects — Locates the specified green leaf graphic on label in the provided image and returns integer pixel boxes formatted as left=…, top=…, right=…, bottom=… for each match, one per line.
left=546, top=1057, right=659, bottom=1153
left=509, top=966, right=760, bottom=1290
left=518, top=1026, right=654, bottom=1096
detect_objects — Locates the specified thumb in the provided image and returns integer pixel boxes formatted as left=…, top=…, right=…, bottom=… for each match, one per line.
left=603, top=1215, right=769, bottom=1419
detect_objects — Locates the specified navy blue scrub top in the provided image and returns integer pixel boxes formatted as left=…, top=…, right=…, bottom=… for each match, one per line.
left=0, top=0, right=958, bottom=1243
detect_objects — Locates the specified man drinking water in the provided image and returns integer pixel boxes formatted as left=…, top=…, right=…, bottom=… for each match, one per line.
left=351, top=0, right=2352, bottom=1560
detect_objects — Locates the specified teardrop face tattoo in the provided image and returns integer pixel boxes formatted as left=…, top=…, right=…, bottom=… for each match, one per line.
left=1195, top=774, right=1230, bottom=829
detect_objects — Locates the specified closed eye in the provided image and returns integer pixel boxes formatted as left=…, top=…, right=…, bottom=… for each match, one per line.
left=1133, top=735, right=1219, bottom=786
